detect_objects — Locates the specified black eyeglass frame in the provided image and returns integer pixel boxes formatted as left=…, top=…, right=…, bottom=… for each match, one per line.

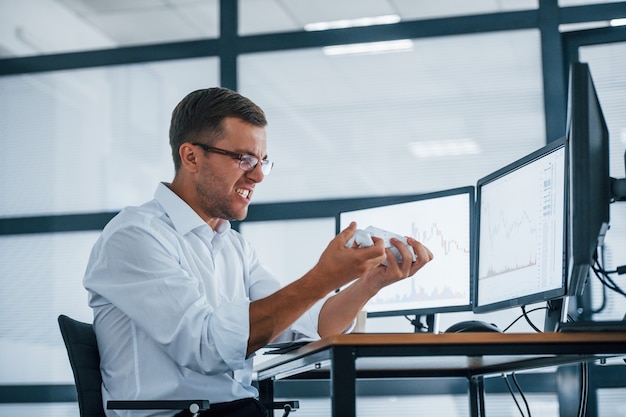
left=191, top=142, right=274, bottom=175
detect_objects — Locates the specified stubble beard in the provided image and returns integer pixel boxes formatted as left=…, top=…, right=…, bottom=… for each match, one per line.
left=195, top=176, right=248, bottom=221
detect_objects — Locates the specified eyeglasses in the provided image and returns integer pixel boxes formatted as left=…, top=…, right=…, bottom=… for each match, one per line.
left=191, top=142, right=274, bottom=176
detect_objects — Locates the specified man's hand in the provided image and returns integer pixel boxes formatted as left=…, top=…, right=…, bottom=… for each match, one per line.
left=311, top=222, right=387, bottom=289
left=359, top=235, right=434, bottom=292
left=315, top=229, right=433, bottom=338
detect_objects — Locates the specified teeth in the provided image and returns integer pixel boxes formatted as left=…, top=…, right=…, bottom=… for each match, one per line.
left=236, top=188, right=250, bottom=198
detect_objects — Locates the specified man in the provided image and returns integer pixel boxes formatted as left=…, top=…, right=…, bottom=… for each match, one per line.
left=83, top=87, right=433, bottom=417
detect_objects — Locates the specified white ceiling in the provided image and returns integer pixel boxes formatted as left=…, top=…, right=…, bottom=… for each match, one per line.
left=0, top=0, right=546, bottom=57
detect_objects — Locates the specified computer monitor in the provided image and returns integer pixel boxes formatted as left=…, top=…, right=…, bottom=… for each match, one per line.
left=336, top=187, right=474, bottom=319
left=474, top=138, right=567, bottom=313
left=566, top=62, right=612, bottom=296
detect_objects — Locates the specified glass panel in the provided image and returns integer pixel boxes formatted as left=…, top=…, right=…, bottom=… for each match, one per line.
left=239, top=0, right=538, bottom=35
left=356, top=395, right=470, bottom=416
left=238, top=218, right=336, bottom=286
left=0, top=57, right=218, bottom=217
left=579, top=42, right=626, bottom=321
left=240, top=30, right=545, bottom=203
left=0, top=404, right=78, bottom=417
left=597, top=388, right=626, bottom=417
left=0, top=0, right=219, bottom=58
left=0, top=231, right=100, bottom=384
left=484, top=393, right=558, bottom=415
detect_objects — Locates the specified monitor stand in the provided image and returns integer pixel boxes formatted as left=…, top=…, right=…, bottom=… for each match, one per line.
left=409, top=313, right=438, bottom=333
left=544, top=298, right=568, bottom=332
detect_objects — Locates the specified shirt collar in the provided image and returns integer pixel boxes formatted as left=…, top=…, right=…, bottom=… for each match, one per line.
left=154, top=182, right=231, bottom=236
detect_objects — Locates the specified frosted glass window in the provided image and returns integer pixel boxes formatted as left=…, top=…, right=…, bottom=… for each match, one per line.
left=0, top=231, right=100, bottom=384
left=240, top=30, right=545, bottom=203
left=0, top=58, right=218, bottom=217
left=0, top=404, right=78, bottom=417
left=238, top=218, right=336, bottom=286
left=598, top=389, right=626, bottom=417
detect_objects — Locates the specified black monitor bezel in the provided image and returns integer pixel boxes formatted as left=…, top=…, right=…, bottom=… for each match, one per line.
left=335, top=186, right=475, bottom=318
left=566, top=61, right=612, bottom=296
left=473, top=137, right=568, bottom=314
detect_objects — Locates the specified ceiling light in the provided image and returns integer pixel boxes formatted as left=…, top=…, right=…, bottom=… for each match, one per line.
left=305, top=14, right=401, bottom=31
left=323, top=39, right=413, bottom=56
left=610, top=18, right=626, bottom=27
left=408, top=139, right=481, bottom=159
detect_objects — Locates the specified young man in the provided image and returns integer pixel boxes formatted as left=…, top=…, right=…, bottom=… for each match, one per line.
left=83, top=87, right=433, bottom=417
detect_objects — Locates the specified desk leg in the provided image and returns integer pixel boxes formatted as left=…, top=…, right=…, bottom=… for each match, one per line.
left=468, top=376, right=485, bottom=417
left=258, top=377, right=274, bottom=405
left=330, top=346, right=356, bottom=417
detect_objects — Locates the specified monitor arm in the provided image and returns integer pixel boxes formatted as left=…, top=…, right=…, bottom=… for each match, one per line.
left=611, top=149, right=626, bottom=202
left=612, top=177, right=626, bottom=201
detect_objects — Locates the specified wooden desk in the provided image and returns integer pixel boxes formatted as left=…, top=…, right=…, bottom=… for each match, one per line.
left=255, top=332, right=626, bottom=417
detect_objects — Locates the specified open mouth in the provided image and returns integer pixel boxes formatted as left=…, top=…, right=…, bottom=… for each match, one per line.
left=236, top=188, right=251, bottom=199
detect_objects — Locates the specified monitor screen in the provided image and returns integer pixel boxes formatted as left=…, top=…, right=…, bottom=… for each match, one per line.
left=566, top=62, right=611, bottom=296
left=474, top=138, right=567, bottom=313
left=337, top=187, right=474, bottom=317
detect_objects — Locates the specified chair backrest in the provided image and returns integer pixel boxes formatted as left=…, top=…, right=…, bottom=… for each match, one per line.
left=58, top=314, right=294, bottom=417
left=58, top=314, right=107, bottom=417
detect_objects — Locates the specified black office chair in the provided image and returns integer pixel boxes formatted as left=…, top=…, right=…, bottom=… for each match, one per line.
left=58, top=314, right=298, bottom=417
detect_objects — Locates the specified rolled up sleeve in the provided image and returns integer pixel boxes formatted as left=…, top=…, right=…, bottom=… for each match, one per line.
left=210, top=299, right=250, bottom=369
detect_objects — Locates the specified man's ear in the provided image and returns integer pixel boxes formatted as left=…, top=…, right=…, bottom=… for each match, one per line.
left=179, top=143, right=200, bottom=173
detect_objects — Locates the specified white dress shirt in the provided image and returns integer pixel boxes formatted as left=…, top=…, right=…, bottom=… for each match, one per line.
left=83, top=183, right=324, bottom=417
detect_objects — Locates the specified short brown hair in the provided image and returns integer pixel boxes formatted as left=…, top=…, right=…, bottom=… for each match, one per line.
left=169, top=87, right=267, bottom=171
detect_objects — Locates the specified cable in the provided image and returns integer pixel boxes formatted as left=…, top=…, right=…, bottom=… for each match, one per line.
left=591, top=276, right=608, bottom=314
left=592, top=258, right=626, bottom=297
left=521, top=305, right=543, bottom=333
left=501, top=306, right=546, bottom=333
left=502, top=373, right=526, bottom=417
left=577, top=362, right=589, bottom=417
left=511, top=372, right=532, bottom=417
left=404, top=315, right=428, bottom=333
left=592, top=246, right=609, bottom=314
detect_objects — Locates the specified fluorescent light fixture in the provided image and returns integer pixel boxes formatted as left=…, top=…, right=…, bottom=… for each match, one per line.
left=305, top=14, right=401, bottom=31
left=323, top=39, right=413, bottom=56
left=610, top=17, right=626, bottom=27
left=408, top=138, right=481, bottom=158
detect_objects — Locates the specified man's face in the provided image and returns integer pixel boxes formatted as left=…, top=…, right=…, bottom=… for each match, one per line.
left=194, top=117, right=268, bottom=221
